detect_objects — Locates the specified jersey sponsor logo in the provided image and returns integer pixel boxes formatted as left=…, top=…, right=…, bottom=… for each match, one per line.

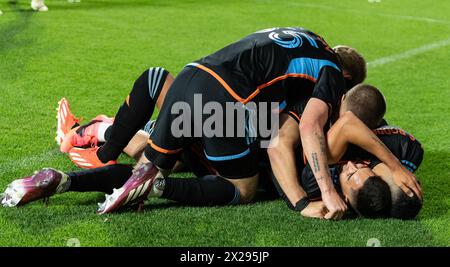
left=373, top=126, right=416, bottom=141
left=268, top=29, right=320, bottom=49
left=268, top=30, right=303, bottom=48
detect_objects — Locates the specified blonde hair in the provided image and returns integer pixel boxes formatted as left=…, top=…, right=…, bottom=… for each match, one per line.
left=333, top=45, right=367, bottom=87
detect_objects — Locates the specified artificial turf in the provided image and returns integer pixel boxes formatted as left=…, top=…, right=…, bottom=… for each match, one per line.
left=0, top=0, right=449, bottom=246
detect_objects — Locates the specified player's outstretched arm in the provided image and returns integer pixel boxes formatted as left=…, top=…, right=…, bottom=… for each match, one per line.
left=326, top=111, right=422, bottom=199
left=300, top=98, right=347, bottom=220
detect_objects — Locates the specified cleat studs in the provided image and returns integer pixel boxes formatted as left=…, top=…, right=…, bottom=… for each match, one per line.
left=137, top=201, right=145, bottom=213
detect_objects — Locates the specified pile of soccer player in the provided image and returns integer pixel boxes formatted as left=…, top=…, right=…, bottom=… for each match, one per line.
left=1, top=27, right=423, bottom=220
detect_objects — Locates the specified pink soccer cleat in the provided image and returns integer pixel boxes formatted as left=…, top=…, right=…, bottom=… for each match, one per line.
left=97, top=162, right=159, bottom=214
left=1, top=168, right=68, bottom=207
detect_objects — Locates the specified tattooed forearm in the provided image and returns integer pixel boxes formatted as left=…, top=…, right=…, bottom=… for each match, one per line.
left=315, top=132, right=327, bottom=153
left=311, top=152, right=320, bottom=173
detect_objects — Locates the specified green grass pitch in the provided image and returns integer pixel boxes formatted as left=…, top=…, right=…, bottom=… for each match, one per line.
left=0, top=0, right=449, bottom=247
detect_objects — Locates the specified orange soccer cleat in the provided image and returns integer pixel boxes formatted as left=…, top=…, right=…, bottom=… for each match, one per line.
left=60, top=114, right=114, bottom=153
left=56, top=98, right=82, bottom=148
left=68, top=147, right=117, bottom=169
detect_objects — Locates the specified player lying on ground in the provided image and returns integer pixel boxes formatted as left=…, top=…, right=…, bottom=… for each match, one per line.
left=267, top=111, right=423, bottom=219
left=0, top=108, right=422, bottom=220
left=268, top=84, right=423, bottom=219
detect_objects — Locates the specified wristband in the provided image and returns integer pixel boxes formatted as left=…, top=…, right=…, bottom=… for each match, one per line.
left=294, top=197, right=310, bottom=212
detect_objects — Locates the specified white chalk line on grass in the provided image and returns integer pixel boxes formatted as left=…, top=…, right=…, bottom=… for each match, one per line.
left=368, top=37, right=450, bottom=68
left=0, top=149, right=60, bottom=177
left=284, top=2, right=450, bottom=25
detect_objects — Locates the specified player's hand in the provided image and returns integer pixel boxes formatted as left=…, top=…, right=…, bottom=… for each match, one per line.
left=321, top=189, right=347, bottom=220
left=300, top=201, right=328, bottom=219
left=392, top=165, right=422, bottom=200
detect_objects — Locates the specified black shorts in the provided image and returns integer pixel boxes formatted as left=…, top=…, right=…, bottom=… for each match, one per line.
left=144, top=65, right=259, bottom=179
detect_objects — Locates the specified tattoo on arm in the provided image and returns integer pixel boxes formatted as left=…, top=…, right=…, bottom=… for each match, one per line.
left=312, top=152, right=320, bottom=173
left=315, top=132, right=327, bottom=153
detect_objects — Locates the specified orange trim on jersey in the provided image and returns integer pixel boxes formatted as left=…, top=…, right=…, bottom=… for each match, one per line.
left=256, top=73, right=316, bottom=91
left=148, top=139, right=182, bottom=154
left=125, top=95, right=130, bottom=106
left=195, top=64, right=246, bottom=103
left=289, top=111, right=302, bottom=123
left=195, top=64, right=316, bottom=104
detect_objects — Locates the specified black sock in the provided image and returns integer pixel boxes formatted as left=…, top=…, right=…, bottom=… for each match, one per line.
left=97, top=68, right=169, bottom=163
left=161, top=175, right=240, bottom=206
left=104, top=125, right=112, bottom=141
left=67, top=164, right=133, bottom=194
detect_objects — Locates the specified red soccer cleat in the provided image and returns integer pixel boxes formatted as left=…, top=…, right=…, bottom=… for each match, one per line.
left=97, top=162, right=159, bottom=214
left=56, top=98, right=81, bottom=148
left=60, top=114, right=114, bottom=153
left=68, top=147, right=117, bottom=169
left=1, top=168, right=68, bottom=207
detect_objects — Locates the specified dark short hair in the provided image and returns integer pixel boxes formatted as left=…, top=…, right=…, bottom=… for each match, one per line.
left=344, top=84, right=386, bottom=129
left=391, top=189, right=422, bottom=220
left=355, top=176, right=392, bottom=218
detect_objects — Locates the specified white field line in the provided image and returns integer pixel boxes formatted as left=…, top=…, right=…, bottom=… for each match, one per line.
left=0, top=149, right=60, bottom=177
left=285, top=2, right=450, bottom=25
left=368, top=37, right=450, bottom=67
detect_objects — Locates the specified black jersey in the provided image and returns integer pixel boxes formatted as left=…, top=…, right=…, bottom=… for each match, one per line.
left=300, top=126, right=424, bottom=199
left=343, top=126, right=424, bottom=172
left=194, top=27, right=346, bottom=114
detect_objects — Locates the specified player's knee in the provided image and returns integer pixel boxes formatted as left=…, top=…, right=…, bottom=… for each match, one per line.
left=226, top=174, right=259, bottom=204
left=238, top=186, right=257, bottom=204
